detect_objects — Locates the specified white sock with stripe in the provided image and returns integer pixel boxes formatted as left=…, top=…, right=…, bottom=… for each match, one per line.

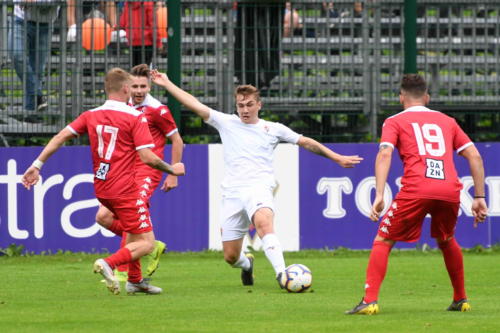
left=262, top=233, right=285, bottom=276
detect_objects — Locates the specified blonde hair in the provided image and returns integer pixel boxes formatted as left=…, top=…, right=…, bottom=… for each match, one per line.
left=234, top=85, right=261, bottom=102
left=105, top=67, right=132, bottom=93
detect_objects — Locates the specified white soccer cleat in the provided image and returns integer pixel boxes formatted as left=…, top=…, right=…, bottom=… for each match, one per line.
left=126, top=280, right=163, bottom=295
left=93, top=259, right=120, bottom=295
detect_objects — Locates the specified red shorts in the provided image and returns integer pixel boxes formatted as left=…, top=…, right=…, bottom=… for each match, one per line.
left=135, top=168, right=162, bottom=206
left=377, top=198, right=459, bottom=242
left=98, top=196, right=153, bottom=234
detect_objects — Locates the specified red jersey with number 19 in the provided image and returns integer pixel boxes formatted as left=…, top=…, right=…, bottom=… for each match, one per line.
left=67, top=100, right=154, bottom=199
left=380, top=106, right=473, bottom=203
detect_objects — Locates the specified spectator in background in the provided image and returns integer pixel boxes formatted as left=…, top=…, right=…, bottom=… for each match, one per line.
left=67, top=0, right=119, bottom=42
left=322, top=1, right=340, bottom=18
left=8, top=0, right=60, bottom=116
left=283, top=2, right=303, bottom=37
left=353, top=1, right=363, bottom=18
left=120, top=1, right=164, bottom=66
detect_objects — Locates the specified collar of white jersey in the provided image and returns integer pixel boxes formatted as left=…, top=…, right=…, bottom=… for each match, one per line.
left=403, top=105, right=433, bottom=112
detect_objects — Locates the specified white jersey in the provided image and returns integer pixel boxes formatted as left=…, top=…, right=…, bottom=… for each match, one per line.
left=206, top=109, right=301, bottom=189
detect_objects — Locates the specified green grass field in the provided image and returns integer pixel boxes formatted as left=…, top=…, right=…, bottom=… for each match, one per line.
left=2, top=250, right=500, bottom=333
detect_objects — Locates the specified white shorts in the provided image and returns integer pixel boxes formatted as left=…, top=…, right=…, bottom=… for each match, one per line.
left=220, top=184, right=275, bottom=242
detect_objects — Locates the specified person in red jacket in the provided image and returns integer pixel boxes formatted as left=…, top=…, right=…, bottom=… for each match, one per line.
left=120, top=1, right=164, bottom=66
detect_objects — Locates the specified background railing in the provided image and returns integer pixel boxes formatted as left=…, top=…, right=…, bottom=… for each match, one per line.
left=0, top=0, right=499, bottom=144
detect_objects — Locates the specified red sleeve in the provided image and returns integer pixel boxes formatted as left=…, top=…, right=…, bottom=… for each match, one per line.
left=67, top=111, right=89, bottom=136
left=154, top=106, right=178, bottom=136
left=119, top=3, right=129, bottom=29
left=379, top=117, right=399, bottom=147
left=452, top=119, right=472, bottom=152
left=132, top=115, right=155, bottom=149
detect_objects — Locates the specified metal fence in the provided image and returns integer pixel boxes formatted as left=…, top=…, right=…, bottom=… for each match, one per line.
left=0, top=0, right=499, bottom=143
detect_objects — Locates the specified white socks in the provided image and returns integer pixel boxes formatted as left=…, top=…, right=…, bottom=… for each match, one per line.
left=262, top=233, right=285, bottom=275
left=232, top=252, right=251, bottom=271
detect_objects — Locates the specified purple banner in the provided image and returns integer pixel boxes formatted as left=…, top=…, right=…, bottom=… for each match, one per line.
left=0, top=145, right=209, bottom=253
left=299, top=143, right=500, bottom=249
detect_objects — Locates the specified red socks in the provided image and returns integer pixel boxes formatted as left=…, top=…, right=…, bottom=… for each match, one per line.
left=364, top=240, right=393, bottom=303
left=127, top=260, right=142, bottom=283
left=439, top=238, right=466, bottom=301
left=104, top=247, right=132, bottom=270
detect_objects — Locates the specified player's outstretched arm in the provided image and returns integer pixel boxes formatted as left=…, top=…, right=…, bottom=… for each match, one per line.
left=296, top=136, right=363, bottom=168
left=138, top=148, right=185, bottom=176
left=370, top=144, right=393, bottom=221
left=150, top=70, right=211, bottom=121
left=22, top=128, right=75, bottom=190
left=460, top=145, right=488, bottom=227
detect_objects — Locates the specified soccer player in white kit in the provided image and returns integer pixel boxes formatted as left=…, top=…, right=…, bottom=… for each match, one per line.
left=151, top=70, right=363, bottom=287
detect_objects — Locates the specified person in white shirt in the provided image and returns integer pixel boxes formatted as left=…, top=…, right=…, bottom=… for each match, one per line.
left=151, top=69, right=363, bottom=288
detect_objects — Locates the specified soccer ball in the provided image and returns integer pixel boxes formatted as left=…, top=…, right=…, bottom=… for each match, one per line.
left=279, top=264, right=312, bottom=293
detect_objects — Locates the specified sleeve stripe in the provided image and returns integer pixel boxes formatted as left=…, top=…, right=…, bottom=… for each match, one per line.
left=66, top=125, right=79, bottom=136
left=457, top=142, right=473, bottom=154
left=165, top=128, right=179, bottom=137
left=379, top=141, right=394, bottom=149
left=136, top=144, right=155, bottom=151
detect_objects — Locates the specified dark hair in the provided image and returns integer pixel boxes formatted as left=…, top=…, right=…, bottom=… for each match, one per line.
left=105, top=67, right=131, bottom=93
left=400, top=74, right=427, bottom=98
left=234, top=85, right=261, bottom=102
left=130, top=64, right=150, bottom=79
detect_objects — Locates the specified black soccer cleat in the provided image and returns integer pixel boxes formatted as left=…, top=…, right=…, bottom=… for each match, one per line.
left=447, top=299, right=471, bottom=312
left=345, top=298, right=380, bottom=315
left=241, top=253, right=254, bottom=286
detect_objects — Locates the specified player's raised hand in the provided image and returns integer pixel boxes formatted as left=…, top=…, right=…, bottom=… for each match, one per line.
left=150, top=69, right=169, bottom=87
left=471, top=197, right=488, bottom=228
left=370, top=195, right=385, bottom=222
left=22, top=166, right=40, bottom=190
left=171, top=162, right=185, bottom=176
left=161, top=174, right=178, bottom=192
left=337, top=155, right=363, bottom=168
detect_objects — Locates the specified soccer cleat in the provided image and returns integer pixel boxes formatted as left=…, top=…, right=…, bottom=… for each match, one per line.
left=241, top=253, right=254, bottom=286
left=345, top=299, right=380, bottom=315
left=93, top=259, right=120, bottom=295
left=114, top=269, right=128, bottom=282
left=145, top=240, right=167, bottom=276
left=126, top=280, right=162, bottom=295
left=447, top=299, right=471, bottom=312
left=276, top=271, right=285, bottom=289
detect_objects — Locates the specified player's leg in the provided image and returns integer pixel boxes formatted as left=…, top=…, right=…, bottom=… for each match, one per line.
left=346, top=198, right=427, bottom=314
left=252, top=208, right=286, bottom=276
left=136, top=173, right=167, bottom=277
left=93, top=197, right=160, bottom=294
left=220, top=194, right=253, bottom=285
left=223, top=238, right=253, bottom=286
left=430, top=201, right=469, bottom=311
left=95, top=204, right=128, bottom=280
left=246, top=185, right=286, bottom=280
left=123, top=231, right=162, bottom=295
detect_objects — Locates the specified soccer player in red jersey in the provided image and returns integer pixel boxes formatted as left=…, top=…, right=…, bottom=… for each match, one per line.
left=346, top=74, right=488, bottom=315
left=21, top=68, right=185, bottom=295
left=95, top=64, right=184, bottom=280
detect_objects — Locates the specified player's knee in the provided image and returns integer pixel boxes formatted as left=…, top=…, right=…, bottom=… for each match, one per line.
left=223, top=252, right=238, bottom=265
left=95, top=211, right=113, bottom=228
left=436, top=236, right=454, bottom=248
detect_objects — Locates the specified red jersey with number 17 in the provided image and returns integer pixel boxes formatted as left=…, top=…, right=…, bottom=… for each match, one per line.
left=380, top=106, right=473, bottom=203
left=67, top=100, right=154, bottom=199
